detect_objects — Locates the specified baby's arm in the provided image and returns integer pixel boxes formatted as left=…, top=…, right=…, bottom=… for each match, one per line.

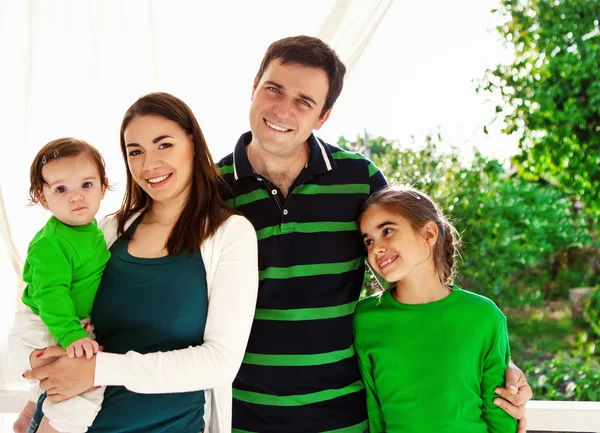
left=27, top=237, right=89, bottom=348
left=481, top=311, right=519, bottom=433
left=67, top=337, right=99, bottom=360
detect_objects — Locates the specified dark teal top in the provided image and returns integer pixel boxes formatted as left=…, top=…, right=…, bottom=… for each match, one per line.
left=89, top=217, right=208, bottom=432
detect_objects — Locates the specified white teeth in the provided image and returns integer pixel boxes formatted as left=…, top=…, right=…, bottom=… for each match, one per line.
left=266, top=120, right=290, bottom=132
left=148, top=174, right=169, bottom=183
left=380, top=257, right=395, bottom=268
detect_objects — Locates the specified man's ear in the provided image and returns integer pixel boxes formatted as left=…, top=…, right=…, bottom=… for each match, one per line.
left=251, top=76, right=260, bottom=99
left=314, top=107, right=333, bottom=130
left=422, top=221, right=439, bottom=246
left=36, top=191, right=50, bottom=210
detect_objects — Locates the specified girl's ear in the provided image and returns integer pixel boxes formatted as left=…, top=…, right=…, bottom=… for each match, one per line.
left=36, top=191, right=50, bottom=210
left=422, top=221, right=439, bottom=246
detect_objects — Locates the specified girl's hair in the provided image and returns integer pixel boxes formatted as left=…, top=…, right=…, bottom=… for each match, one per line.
left=359, top=186, right=462, bottom=285
left=29, top=137, right=108, bottom=205
left=116, top=92, right=234, bottom=254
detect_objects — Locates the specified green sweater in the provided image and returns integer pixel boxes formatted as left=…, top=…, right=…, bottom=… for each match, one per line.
left=22, top=216, right=110, bottom=348
left=353, top=287, right=518, bottom=433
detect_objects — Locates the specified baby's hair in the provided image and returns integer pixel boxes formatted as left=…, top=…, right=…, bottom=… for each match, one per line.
left=359, top=186, right=462, bottom=285
left=29, top=137, right=108, bottom=205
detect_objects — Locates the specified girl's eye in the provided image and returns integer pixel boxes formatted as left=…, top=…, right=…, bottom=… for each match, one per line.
left=55, top=186, right=66, bottom=193
left=82, top=182, right=93, bottom=189
left=128, top=150, right=142, bottom=157
left=383, top=228, right=393, bottom=236
left=364, top=239, right=373, bottom=247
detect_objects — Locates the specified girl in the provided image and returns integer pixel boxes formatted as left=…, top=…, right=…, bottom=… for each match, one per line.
left=13, top=138, right=110, bottom=433
left=10, top=92, right=259, bottom=433
left=354, top=186, right=518, bottom=433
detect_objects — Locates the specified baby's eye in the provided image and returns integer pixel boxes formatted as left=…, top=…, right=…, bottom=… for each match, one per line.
left=56, top=186, right=67, bottom=193
left=82, top=182, right=93, bottom=188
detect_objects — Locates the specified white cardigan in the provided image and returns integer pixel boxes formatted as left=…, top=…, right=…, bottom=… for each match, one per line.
left=9, top=212, right=259, bottom=433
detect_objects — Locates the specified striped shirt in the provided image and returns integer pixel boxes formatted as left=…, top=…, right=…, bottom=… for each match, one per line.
left=218, top=132, right=387, bottom=433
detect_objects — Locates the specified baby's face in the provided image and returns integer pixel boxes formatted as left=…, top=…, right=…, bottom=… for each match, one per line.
left=38, top=153, right=106, bottom=226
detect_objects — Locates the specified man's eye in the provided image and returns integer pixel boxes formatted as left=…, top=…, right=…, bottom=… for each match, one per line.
left=82, top=182, right=93, bottom=188
left=56, top=186, right=67, bottom=193
left=267, top=87, right=281, bottom=93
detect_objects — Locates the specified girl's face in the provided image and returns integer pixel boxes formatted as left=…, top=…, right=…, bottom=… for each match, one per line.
left=360, top=204, right=432, bottom=283
left=123, top=115, right=195, bottom=207
left=38, top=153, right=106, bottom=226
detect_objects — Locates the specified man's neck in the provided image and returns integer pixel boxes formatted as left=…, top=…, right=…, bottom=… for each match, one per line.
left=247, top=141, right=309, bottom=196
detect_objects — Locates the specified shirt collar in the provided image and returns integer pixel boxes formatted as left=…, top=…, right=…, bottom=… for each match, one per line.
left=232, top=131, right=337, bottom=181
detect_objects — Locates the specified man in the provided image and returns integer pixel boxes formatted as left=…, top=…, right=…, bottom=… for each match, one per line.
left=218, top=35, right=532, bottom=433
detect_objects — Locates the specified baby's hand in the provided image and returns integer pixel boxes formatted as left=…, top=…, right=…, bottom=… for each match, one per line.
left=66, top=337, right=99, bottom=360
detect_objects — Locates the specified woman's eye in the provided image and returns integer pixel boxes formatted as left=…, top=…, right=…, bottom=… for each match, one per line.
left=56, top=186, right=66, bottom=193
left=158, top=143, right=172, bottom=149
left=128, top=150, right=142, bottom=157
left=82, top=182, right=93, bottom=189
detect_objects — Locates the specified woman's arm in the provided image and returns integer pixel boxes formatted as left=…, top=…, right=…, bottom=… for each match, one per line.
left=94, top=215, right=259, bottom=393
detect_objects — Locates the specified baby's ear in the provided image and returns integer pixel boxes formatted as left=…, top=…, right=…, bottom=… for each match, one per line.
left=36, top=191, right=50, bottom=210
left=101, top=178, right=109, bottom=197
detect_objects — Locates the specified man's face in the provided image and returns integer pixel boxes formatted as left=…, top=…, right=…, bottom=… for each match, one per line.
left=248, top=60, right=332, bottom=157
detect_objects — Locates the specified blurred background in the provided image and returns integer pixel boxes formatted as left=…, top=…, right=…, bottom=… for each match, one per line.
left=0, top=0, right=599, bottom=431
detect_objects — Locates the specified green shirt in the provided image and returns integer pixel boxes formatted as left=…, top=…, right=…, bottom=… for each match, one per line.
left=353, top=287, right=518, bottom=433
left=21, top=216, right=110, bottom=348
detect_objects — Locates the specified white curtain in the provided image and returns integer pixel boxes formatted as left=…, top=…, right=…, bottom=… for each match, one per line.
left=0, top=0, right=393, bottom=427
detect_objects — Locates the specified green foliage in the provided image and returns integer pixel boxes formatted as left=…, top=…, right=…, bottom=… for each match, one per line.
left=584, top=288, right=600, bottom=337
left=523, top=352, right=600, bottom=401
left=339, top=134, right=590, bottom=306
left=480, top=0, right=600, bottom=217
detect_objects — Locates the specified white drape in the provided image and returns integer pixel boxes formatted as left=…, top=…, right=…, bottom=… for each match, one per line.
left=0, top=0, right=393, bottom=428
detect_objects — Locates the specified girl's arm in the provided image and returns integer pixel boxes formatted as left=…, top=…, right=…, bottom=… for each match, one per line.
left=93, top=215, right=259, bottom=393
left=356, top=347, right=385, bottom=432
left=480, top=314, right=519, bottom=433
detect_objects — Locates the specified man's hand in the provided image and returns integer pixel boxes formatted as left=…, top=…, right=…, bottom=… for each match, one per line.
left=66, top=337, right=99, bottom=360
left=494, top=361, right=533, bottom=433
left=23, top=353, right=97, bottom=403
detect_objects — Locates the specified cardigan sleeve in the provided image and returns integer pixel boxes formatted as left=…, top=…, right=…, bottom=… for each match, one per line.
left=94, top=215, right=259, bottom=392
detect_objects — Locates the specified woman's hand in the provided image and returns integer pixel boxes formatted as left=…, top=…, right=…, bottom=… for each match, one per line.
left=24, top=353, right=97, bottom=403
left=494, top=361, right=533, bottom=433
left=29, top=347, right=66, bottom=369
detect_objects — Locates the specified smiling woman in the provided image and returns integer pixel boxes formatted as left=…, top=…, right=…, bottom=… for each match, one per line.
left=9, top=92, right=259, bottom=433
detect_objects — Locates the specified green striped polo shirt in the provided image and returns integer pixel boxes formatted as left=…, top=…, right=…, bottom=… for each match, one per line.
left=218, top=132, right=387, bottom=433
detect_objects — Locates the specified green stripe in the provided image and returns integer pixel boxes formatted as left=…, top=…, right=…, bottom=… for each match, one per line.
left=256, top=221, right=357, bottom=240
left=368, top=162, right=379, bottom=177
left=233, top=420, right=367, bottom=433
left=233, top=380, right=364, bottom=407
left=219, top=164, right=234, bottom=175
left=243, top=346, right=355, bottom=366
left=332, top=151, right=365, bottom=160
left=294, top=184, right=369, bottom=195
left=226, top=189, right=269, bottom=207
left=259, top=257, right=362, bottom=280
left=255, top=300, right=357, bottom=321
left=323, top=420, right=369, bottom=433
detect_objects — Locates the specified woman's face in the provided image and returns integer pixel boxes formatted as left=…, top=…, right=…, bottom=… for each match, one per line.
left=123, top=114, right=195, bottom=206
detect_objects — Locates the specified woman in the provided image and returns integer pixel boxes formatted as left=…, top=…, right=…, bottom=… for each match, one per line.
left=10, top=92, right=259, bottom=432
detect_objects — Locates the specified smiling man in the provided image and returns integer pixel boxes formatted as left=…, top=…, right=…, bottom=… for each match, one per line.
left=217, top=35, right=532, bottom=433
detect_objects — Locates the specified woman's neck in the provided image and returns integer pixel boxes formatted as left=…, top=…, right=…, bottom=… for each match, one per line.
left=392, top=268, right=451, bottom=305
left=144, top=197, right=186, bottom=226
